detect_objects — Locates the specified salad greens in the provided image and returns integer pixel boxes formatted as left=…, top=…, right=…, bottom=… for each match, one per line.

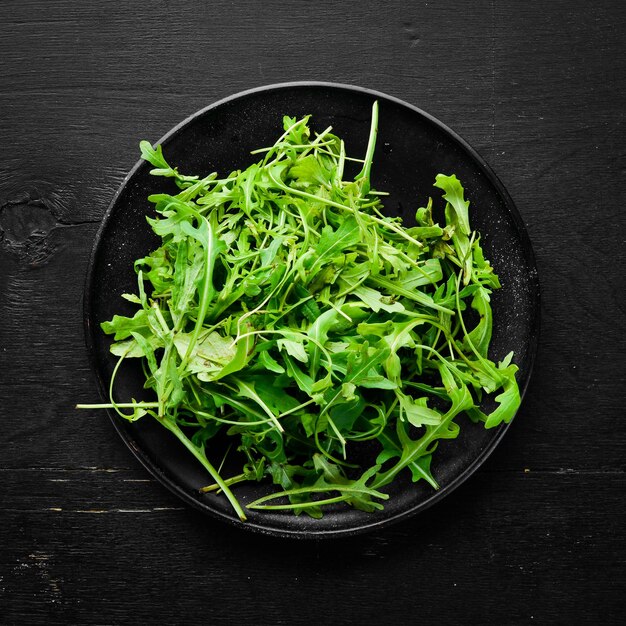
left=79, top=102, right=520, bottom=521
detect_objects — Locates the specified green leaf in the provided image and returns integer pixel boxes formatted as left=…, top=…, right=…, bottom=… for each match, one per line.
left=434, top=173, right=471, bottom=236
left=257, top=350, right=285, bottom=374
left=376, top=430, right=439, bottom=488
left=397, top=392, right=442, bottom=427
left=306, top=217, right=361, bottom=276
left=284, top=355, right=314, bottom=395
left=396, top=259, right=443, bottom=289
left=277, top=336, right=309, bottom=364
left=462, top=286, right=493, bottom=358
left=173, top=331, right=253, bottom=382
left=109, top=334, right=162, bottom=359
left=101, top=309, right=150, bottom=341
left=344, top=344, right=391, bottom=387
left=288, top=155, right=330, bottom=187
left=367, top=275, right=455, bottom=314
left=352, top=285, right=405, bottom=313
left=140, top=141, right=172, bottom=173
left=484, top=365, right=521, bottom=428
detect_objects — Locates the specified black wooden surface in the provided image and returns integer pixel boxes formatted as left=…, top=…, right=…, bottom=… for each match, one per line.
left=1, top=1, right=624, bottom=624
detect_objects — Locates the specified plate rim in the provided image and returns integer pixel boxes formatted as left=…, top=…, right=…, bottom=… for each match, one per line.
left=83, top=81, right=541, bottom=539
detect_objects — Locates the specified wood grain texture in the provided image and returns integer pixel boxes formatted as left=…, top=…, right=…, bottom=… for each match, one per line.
left=1, top=471, right=623, bottom=625
left=1, top=0, right=625, bottom=623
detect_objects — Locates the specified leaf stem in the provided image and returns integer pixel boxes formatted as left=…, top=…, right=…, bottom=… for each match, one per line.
left=161, top=416, right=247, bottom=521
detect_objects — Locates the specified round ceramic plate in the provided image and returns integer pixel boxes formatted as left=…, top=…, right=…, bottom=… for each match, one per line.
left=84, top=82, right=540, bottom=538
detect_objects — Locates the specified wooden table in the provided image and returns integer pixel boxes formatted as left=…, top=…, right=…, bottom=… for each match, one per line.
left=1, top=1, right=624, bottom=623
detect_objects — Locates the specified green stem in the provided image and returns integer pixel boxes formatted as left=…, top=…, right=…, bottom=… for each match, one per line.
left=76, top=402, right=159, bottom=409
left=247, top=496, right=351, bottom=511
left=161, top=417, right=247, bottom=521
left=199, top=471, right=253, bottom=493
left=248, top=484, right=388, bottom=507
left=355, top=100, right=379, bottom=192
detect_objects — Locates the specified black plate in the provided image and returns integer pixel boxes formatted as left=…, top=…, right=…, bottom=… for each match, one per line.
left=84, top=82, right=540, bottom=538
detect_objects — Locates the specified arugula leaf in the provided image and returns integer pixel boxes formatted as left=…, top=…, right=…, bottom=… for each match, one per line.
left=305, top=217, right=361, bottom=277
left=434, top=174, right=471, bottom=236
left=352, top=285, right=405, bottom=313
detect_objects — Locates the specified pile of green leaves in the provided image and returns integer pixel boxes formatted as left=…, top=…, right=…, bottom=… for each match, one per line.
left=81, top=103, right=520, bottom=521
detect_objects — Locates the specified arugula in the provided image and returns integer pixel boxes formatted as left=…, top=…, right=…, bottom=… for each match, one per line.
left=78, top=102, right=521, bottom=521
